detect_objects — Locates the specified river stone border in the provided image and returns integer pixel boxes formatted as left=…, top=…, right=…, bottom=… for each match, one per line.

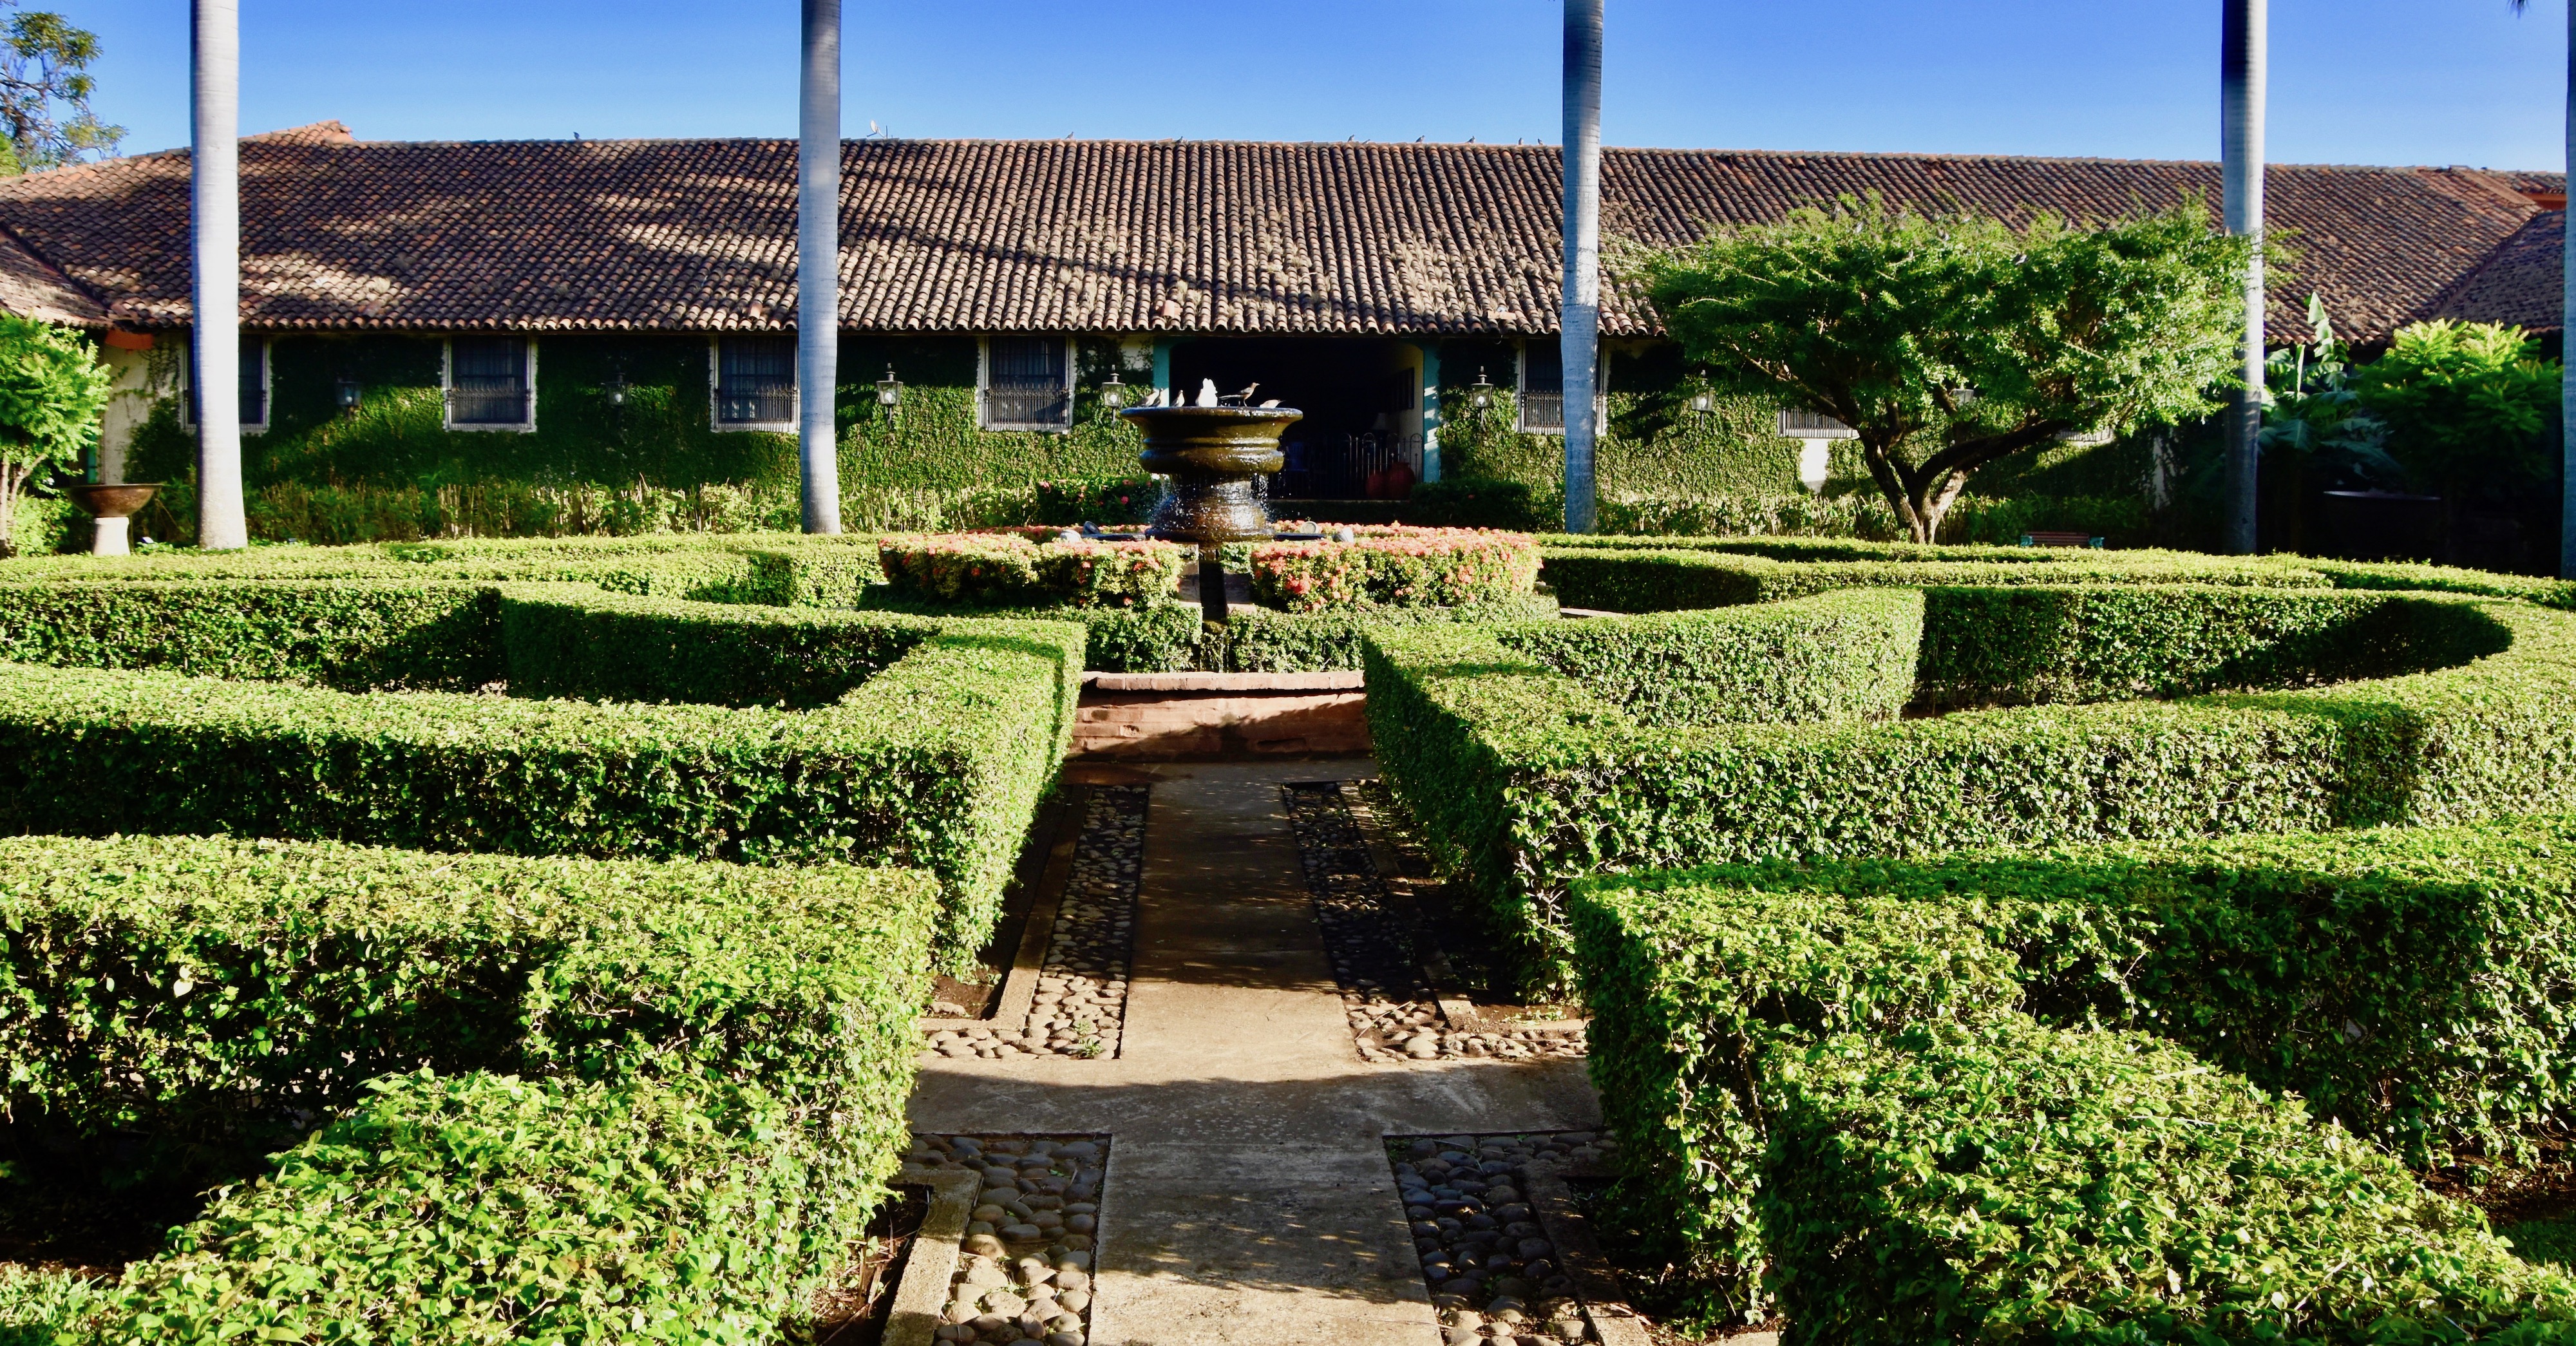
left=905, top=1133, right=1109, bottom=1346
left=926, top=786, right=1142, bottom=1061
left=1388, top=1131, right=1639, bottom=1346
left=1283, top=781, right=1586, bottom=1063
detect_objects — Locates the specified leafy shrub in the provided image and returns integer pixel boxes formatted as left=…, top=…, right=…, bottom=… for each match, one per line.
left=1246, top=527, right=1540, bottom=612
left=1765, top=1019, right=2576, bottom=1342
left=1030, top=475, right=1161, bottom=526
left=2354, top=319, right=2562, bottom=493
left=876, top=531, right=1187, bottom=607
left=0, top=617, right=1080, bottom=963
left=1572, top=816, right=2576, bottom=1314
left=0, top=580, right=503, bottom=690
left=118, top=1072, right=868, bottom=1346
left=1371, top=590, right=2576, bottom=994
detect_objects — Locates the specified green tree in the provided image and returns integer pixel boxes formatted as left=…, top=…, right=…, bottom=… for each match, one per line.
left=0, top=4, right=120, bottom=172
left=2260, top=292, right=2403, bottom=491
left=1637, top=196, right=2251, bottom=543
left=2352, top=319, right=2561, bottom=496
left=0, top=313, right=112, bottom=555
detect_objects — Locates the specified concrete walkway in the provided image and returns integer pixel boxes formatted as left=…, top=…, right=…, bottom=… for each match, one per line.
left=908, top=761, right=1603, bottom=1346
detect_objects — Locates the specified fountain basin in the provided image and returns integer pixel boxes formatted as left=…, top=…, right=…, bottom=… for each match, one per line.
left=67, top=483, right=161, bottom=558
left=1119, top=404, right=1303, bottom=546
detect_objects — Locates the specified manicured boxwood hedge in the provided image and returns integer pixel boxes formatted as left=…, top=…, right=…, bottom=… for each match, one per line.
left=1506, top=588, right=1920, bottom=728
left=0, top=579, right=504, bottom=690
left=498, top=584, right=943, bottom=708
left=1765, top=1019, right=2576, bottom=1342
left=860, top=588, right=1561, bottom=673
left=1535, top=536, right=2576, bottom=613
left=0, top=532, right=887, bottom=607
left=0, top=833, right=937, bottom=1345
left=1370, top=588, right=2576, bottom=994
left=1571, top=815, right=2576, bottom=1320
left=0, top=586, right=1080, bottom=963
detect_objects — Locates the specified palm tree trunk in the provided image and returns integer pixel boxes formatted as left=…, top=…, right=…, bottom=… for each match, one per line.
left=2561, top=0, right=2574, bottom=578
left=2221, top=0, right=2266, bottom=555
left=1559, top=0, right=1604, bottom=535
left=191, top=0, right=246, bottom=550
left=797, top=0, right=843, bottom=535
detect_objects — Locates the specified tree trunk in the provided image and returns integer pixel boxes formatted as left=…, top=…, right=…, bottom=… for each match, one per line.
left=0, top=463, right=23, bottom=559
left=796, top=0, right=842, bottom=535
left=2220, top=0, right=2267, bottom=555
left=1558, top=0, right=1604, bottom=534
left=192, top=0, right=247, bottom=549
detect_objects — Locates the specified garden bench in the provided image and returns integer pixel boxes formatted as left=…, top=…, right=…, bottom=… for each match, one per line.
left=2018, top=530, right=2106, bottom=548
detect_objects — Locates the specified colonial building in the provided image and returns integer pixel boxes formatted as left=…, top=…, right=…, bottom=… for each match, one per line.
left=0, top=119, right=2558, bottom=509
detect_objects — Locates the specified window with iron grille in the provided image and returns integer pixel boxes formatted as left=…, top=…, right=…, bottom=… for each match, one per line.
left=982, top=336, right=1070, bottom=428
left=1518, top=341, right=1564, bottom=433
left=183, top=336, right=269, bottom=430
left=449, top=337, right=531, bottom=426
left=715, top=336, right=797, bottom=426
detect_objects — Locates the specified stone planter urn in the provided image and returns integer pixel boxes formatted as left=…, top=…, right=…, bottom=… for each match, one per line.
left=66, top=483, right=160, bottom=557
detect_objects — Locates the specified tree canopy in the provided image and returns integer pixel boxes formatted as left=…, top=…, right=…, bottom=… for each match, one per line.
left=0, top=3, right=119, bottom=172
left=1636, top=196, right=2251, bottom=542
left=2351, top=319, right=2561, bottom=492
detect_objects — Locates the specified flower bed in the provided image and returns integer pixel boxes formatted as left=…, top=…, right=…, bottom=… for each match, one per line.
left=1247, top=526, right=1540, bottom=612
left=878, top=531, right=1189, bottom=608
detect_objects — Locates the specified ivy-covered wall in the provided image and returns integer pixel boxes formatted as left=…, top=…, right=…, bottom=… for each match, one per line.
left=124, top=332, right=1150, bottom=499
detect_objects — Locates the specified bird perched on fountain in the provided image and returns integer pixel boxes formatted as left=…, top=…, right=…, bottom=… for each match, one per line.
left=1226, top=383, right=1260, bottom=406
left=1196, top=378, right=1219, bottom=408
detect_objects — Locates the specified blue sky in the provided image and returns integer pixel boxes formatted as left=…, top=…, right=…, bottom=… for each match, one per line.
left=66, top=0, right=2569, bottom=171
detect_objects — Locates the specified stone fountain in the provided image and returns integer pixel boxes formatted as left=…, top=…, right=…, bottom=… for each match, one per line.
left=66, top=482, right=160, bottom=557
left=1120, top=385, right=1305, bottom=623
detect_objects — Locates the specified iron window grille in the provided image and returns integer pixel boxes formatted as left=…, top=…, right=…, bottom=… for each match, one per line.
left=1517, top=343, right=1564, bottom=433
left=983, top=336, right=1071, bottom=428
left=182, top=336, right=269, bottom=430
left=450, top=337, right=531, bottom=426
left=715, top=336, right=797, bottom=425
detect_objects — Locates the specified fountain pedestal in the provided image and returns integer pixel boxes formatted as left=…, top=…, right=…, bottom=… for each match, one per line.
left=1120, top=404, right=1303, bottom=623
left=67, top=483, right=160, bottom=557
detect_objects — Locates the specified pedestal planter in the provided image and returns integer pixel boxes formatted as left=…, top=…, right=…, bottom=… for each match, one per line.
left=66, top=482, right=160, bottom=556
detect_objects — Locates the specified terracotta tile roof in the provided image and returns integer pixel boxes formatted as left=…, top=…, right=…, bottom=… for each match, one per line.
left=0, top=223, right=104, bottom=325
left=0, top=125, right=2552, bottom=345
left=2423, top=209, right=2562, bottom=334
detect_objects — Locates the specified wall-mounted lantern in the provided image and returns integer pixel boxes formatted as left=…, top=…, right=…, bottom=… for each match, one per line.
left=334, top=372, right=363, bottom=410
left=603, top=365, right=631, bottom=408
left=1470, top=367, right=1493, bottom=410
left=1099, top=370, right=1128, bottom=410
left=875, top=365, right=903, bottom=408
left=1688, top=390, right=1714, bottom=414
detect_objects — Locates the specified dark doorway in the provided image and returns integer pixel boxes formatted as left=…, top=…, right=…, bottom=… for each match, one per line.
left=1167, top=338, right=1418, bottom=499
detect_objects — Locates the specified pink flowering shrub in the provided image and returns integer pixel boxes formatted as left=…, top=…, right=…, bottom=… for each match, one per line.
left=878, top=533, right=1189, bottom=608
left=1247, top=527, right=1541, bottom=612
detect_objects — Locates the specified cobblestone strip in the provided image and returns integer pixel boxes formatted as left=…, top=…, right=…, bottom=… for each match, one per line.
left=1283, top=781, right=1585, bottom=1063
left=905, top=1133, right=1108, bottom=1346
left=1387, top=1131, right=1625, bottom=1345
left=926, top=786, right=1143, bottom=1062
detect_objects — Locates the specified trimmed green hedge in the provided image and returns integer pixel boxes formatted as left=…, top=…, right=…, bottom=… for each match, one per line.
left=1506, top=589, right=1920, bottom=727
left=860, top=589, right=1561, bottom=673
left=117, top=1072, right=860, bottom=1346
left=1539, top=544, right=2327, bottom=612
left=1371, top=589, right=2576, bottom=994
left=1914, top=583, right=2512, bottom=709
left=0, top=533, right=887, bottom=607
left=1, top=833, right=933, bottom=1153
left=498, top=585, right=942, bottom=708
left=0, top=580, right=502, bottom=691
left=1765, top=1019, right=2576, bottom=1342
left=1571, top=816, right=2576, bottom=1318
left=0, top=615, right=1079, bottom=963
left=0, top=833, right=938, bottom=1345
